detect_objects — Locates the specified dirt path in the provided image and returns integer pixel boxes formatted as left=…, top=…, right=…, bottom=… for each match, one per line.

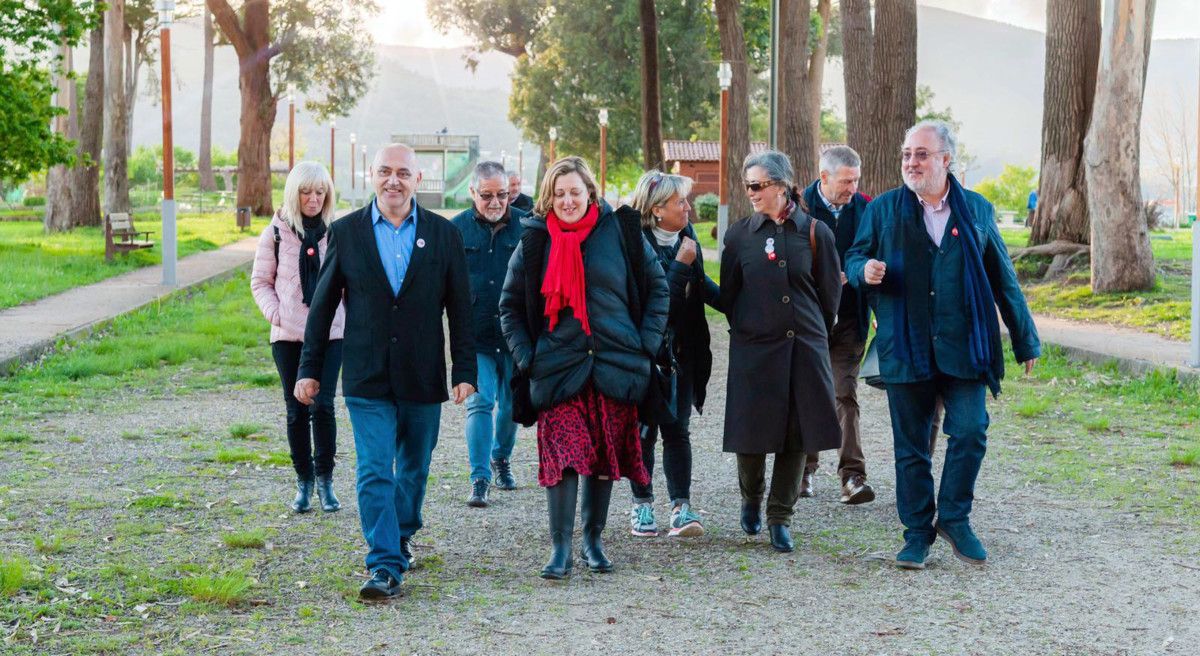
left=3, top=327, right=1197, bottom=655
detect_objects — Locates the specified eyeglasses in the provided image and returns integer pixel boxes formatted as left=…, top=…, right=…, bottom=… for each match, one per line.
left=901, top=149, right=946, bottom=163
left=744, top=180, right=777, bottom=192
left=477, top=191, right=510, bottom=202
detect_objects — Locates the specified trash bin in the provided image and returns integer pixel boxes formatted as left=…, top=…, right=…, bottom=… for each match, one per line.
left=236, top=206, right=251, bottom=230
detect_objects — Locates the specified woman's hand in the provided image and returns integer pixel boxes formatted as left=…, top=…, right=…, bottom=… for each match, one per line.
left=675, top=236, right=697, bottom=265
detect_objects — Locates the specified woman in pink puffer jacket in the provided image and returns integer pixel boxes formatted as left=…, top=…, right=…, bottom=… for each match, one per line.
left=251, top=161, right=346, bottom=514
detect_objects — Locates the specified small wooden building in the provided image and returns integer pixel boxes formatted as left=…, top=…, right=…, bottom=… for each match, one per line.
left=662, top=140, right=843, bottom=201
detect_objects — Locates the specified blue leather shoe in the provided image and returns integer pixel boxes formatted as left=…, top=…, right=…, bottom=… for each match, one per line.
left=936, top=521, right=987, bottom=565
left=895, top=537, right=931, bottom=570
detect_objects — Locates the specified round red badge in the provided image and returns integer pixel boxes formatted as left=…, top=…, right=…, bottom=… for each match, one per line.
left=951, top=227, right=959, bottom=237
left=306, top=247, right=315, bottom=256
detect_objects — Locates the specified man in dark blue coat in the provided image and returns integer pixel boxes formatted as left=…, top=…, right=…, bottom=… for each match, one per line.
left=800, top=145, right=875, bottom=505
left=451, top=161, right=527, bottom=507
left=507, top=170, right=534, bottom=213
left=845, top=121, right=1040, bottom=570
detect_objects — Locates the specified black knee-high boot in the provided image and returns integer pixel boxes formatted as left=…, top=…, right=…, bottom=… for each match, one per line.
left=579, top=476, right=614, bottom=573
left=541, top=471, right=578, bottom=580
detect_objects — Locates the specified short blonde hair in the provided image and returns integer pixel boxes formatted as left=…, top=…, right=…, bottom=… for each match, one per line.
left=629, top=170, right=693, bottom=229
left=281, top=161, right=336, bottom=235
left=534, top=156, right=599, bottom=217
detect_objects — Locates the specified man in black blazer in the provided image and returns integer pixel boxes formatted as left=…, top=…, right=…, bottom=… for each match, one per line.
left=297, top=143, right=476, bottom=600
left=800, top=145, right=875, bottom=506
left=507, top=170, right=534, bottom=213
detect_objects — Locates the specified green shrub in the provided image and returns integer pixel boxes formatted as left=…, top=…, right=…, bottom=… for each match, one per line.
left=183, top=572, right=254, bottom=605
left=22, top=196, right=45, bottom=207
left=693, top=193, right=718, bottom=222
left=221, top=529, right=267, bottom=549
left=0, top=555, right=31, bottom=597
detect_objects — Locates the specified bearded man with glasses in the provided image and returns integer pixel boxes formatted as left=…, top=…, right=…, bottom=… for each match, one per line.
left=844, top=121, right=1040, bottom=571
left=451, top=161, right=530, bottom=507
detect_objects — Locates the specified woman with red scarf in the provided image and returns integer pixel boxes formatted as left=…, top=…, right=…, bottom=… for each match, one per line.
left=500, top=156, right=669, bottom=580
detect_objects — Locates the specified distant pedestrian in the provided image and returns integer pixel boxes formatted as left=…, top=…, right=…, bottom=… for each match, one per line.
left=508, top=170, right=534, bottom=213
left=625, top=170, right=719, bottom=539
left=250, top=161, right=344, bottom=515
left=845, top=120, right=1040, bottom=570
left=450, top=161, right=528, bottom=507
left=720, top=150, right=843, bottom=554
left=296, top=143, right=476, bottom=600
left=1025, top=189, right=1038, bottom=226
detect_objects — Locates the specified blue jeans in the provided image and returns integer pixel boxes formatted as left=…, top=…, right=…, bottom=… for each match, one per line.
left=885, top=376, right=989, bottom=544
left=343, top=396, right=442, bottom=581
left=464, top=352, right=517, bottom=481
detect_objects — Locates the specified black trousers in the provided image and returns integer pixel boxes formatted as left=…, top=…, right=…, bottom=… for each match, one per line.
left=272, top=340, right=343, bottom=479
left=630, top=366, right=695, bottom=505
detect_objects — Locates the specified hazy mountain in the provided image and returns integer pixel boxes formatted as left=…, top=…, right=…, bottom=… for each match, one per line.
left=126, top=6, right=1197, bottom=198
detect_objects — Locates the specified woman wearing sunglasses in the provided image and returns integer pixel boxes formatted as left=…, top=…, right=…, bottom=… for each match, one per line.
left=718, top=150, right=843, bottom=553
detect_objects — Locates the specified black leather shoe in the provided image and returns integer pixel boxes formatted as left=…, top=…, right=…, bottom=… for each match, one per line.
left=359, top=569, right=401, bottom=600
left=492, top=458, right=517, bottom=490
left=400, top=536, right=414, bottom=569
left=468, top=478, right=490, bottom=508
left=768, top=524, right=795, bottom=553
left=291, top=478, right=314, bottom=513
left=799, top=471, right=815, bottom=498
left=315, top=475, right=341, bottom=512
left=740, top=500, right=762, bottom=535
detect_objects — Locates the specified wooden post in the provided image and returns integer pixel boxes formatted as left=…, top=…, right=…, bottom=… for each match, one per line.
left=159, top=3, right=177, bottom=286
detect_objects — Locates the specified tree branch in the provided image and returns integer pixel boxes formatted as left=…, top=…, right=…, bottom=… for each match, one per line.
left=205, top=0, right=248, bottom=56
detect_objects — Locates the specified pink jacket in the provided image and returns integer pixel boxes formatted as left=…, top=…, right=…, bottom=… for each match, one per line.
left=250, top=213, right=345, bottom=343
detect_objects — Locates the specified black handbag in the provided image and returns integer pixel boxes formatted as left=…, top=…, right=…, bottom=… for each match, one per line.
left=510, top=369, right=537, bottom=427
left=639, top=336, right=679, bottom=426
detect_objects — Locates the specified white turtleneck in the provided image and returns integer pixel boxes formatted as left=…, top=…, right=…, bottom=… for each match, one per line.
left=651, top=224, right=682, bottom=247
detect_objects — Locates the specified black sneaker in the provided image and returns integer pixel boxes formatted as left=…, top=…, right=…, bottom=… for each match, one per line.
left=359, top=569, right=401, bottom=600
left=492, top=458, right=517, bottom=490
left=467, top=478, right=490, bottom=508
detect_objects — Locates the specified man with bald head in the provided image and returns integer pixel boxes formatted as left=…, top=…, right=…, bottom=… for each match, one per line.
left=298, top=143, right=476, bottom=599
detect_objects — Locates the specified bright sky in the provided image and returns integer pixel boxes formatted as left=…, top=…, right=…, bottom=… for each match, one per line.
left=372, top=0, right=1200, bottom=48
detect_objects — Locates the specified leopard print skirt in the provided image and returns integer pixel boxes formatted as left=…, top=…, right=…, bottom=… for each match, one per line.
left=536, top=381, right=650, bottom=488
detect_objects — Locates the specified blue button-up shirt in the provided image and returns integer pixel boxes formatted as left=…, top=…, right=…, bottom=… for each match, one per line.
left=372, top=199, right=419, bottom=296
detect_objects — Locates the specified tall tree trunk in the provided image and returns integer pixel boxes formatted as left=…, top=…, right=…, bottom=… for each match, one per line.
left=841, top=0, right=916, bottom=197
left=1029, top=0, right=1100, bottom=246
left=777, top=0, right=817, bottom=186
left=73, top=26, right=106, bottom=228
left=1086, top=0, right=1156, bottom=292
left=208, top=0, right=276, bottom=216
left=123, top=25, right=136, bottom=157
left=715, top=0, right=752, bottom=221
left=807, top=0, right=832, bottom=150
left=639, top=0, right=665, bottom=171
left=198, top=7, right=217, bottom=192
left=45, top=41, right=77, bottom=233
left=104, top=0, right=130, bottom=213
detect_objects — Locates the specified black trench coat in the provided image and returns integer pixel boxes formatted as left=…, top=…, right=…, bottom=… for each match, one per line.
left=719, top=204, right=842, bottom=454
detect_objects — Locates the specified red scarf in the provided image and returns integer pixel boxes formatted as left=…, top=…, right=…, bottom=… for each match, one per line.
left=542, top=203, right=600, bottom=334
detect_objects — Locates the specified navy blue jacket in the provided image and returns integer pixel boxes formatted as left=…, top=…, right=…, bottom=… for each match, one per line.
left=450, top=206, right=528, bottom=354
left=499, top=207, right=669, bottom=410
left=802, top=180, right=872, bottom=341
left=844, top=185, right=1040, bottom=390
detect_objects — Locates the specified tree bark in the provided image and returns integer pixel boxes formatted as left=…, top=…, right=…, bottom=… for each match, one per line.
left=198, top=7, right=217, bottom=192
left=715, top=0, right=752, bottom=221
left=638, top=0, right=665, bottom=171
left=841, top=0, right=916, bottom=197
left=104, top=0, right=130, bottom=213
left=45, top=41, right=77, bottom=233
left=1029, top=0, right=1100, bottom=246
left=73, top=26, right=106, bottom=228
left=807, top=0, right=832, bottom=150
left=208, top=0, right=277, bottom=216
left=1086, top=0, right=1156, bottom=292
left=777, top=0, right=818, bottom=186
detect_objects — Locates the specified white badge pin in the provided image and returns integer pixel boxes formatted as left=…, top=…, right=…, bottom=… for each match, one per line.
left=416, top=238, right=426, bottom=248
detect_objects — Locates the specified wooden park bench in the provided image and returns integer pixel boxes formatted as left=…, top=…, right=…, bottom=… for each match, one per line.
left=104, top=212, right=155, bottom=262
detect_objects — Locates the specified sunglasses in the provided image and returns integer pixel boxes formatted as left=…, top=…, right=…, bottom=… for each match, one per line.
left=744, top=180, right=777, bottom=192
left=477, top=191, right=510, bottom=202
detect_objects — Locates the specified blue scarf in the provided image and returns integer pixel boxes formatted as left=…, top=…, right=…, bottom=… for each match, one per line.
left=892, top=174, right=999, bottom=394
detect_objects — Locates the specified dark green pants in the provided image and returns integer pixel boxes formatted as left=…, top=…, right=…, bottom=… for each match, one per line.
left=737, top=452, right=808, bottom=527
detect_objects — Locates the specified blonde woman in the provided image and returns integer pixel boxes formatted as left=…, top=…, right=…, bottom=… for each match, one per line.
left=625, top=171, right=720, bottom=539
left=251, top=161, right=345, bottom=513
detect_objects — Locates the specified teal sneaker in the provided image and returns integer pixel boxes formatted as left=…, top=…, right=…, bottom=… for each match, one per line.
left=667, top=502, right=705, bottom=537
left=630, top=502, right=658, bottom=537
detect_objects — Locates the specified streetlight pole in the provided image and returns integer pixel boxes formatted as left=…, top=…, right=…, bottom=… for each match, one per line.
left=158, top=0, right=176, bottom=286
left=287, top=83, right=295, bottom=171
left=598, top=108, right=609, bottom=199
left=548, top=127, right=558, bottom=163
left=361, top=145, right=367, bottom=196
left=717, top=61, right=732, bottom=260
left=768, top=0, right=779, bottom=148
left=350, top=132, right=356, bottom=191
left=329, top=121, right=336, bottom=187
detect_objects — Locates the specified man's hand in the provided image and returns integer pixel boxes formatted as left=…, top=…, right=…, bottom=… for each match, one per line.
left=675, top=237, right=697, bottom=265
left=452, top=383, right=476, bottom=404
left=294, top=378, right=320, bottom=405
left=840, top=271, right=848, bottom=285
left=863, top=259, right=887, bottom=285
left=1023, top=358, right=1037, bottom=376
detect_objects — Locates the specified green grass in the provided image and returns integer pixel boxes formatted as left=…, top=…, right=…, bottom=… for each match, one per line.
left=128, top=493, right=189, bottom=510
left=998, top=226, right=1192, bottom=261
left=0, top=555, right=32, bottom=597
left=0, top=212, right=270, bottom=309
left=182, top=572, right=254, bottom=606
left=1013, top=397, right=1051, bottom=418
left=1021, top=271, right=1191, bottom=341
left=221, top=529, right=268, bottom=549
left=228, top=422, right=267, bottom=440
left=1170, top=447, right=1200, bottom=467
left=33, top=535, right=65, bottom=554
left=0, top=431, right=32, bottom=444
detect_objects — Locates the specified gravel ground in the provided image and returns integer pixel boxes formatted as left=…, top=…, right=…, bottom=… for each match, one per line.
left=4, top=326, right=1198, bottom=656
